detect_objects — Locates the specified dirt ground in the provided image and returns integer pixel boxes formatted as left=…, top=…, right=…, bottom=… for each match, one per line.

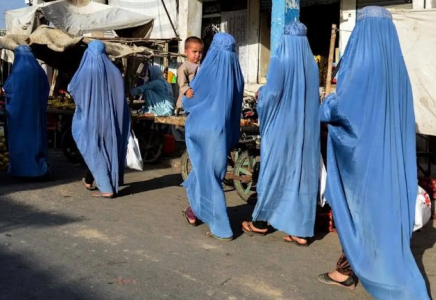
left=0, top=151, right=434, bottom=300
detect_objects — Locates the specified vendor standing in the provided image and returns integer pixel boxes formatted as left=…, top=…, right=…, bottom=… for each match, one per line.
left=4, top=46, right=49, bottom=177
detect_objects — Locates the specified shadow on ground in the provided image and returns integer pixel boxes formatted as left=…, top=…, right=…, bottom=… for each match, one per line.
left=0, top=195, right=82, bottom=234
left=0, top=195, right=95, bottom=299
left=0, top=245, right=103, bottom=300
left=0, top=151, right=180, bottom=198
left=412, top=222, right=436, bottom=299
left=118, top=173, right=182, bottom=197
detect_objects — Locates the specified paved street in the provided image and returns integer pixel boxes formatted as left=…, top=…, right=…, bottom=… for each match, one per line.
left=0, top=152, right=435, bottom=300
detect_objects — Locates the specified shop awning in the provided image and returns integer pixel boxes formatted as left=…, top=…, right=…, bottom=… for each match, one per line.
left=5, top=0, right=154, bottom=37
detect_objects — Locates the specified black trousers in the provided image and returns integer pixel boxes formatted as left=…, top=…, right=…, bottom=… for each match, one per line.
left=84, top=166, right=94, bottom=185
left=252, top=220, right=268, bottom=230
left=336, top=251, right=354, bottom=277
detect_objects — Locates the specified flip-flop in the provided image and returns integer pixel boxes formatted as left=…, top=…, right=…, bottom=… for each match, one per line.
left=242, top=221, right=267, bottom=236
left=283, top=235, right=309, bottom=247
left=205, top=232, right=233, bottom=241
left=82, top=178, right=96, bottom=191
left=92, top=192, right=115, bottom=199
left=182, top=210, right=197, bottom=227
left=317, top=273, right=357, bottom=290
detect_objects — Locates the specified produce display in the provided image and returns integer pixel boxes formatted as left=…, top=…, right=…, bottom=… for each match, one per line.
left=47, top=92, right=75, bottom=110
left=314, top=55, right=328, bottom=86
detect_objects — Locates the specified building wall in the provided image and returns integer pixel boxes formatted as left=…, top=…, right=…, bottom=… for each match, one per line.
left=339, top=0, right=356, bottom=56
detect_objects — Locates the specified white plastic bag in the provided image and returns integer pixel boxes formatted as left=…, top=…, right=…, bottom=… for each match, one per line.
left=319, top=155, right=327, bottom=207
left=126, top=129, right=143, bottom=171
left=414, top=186, right=432, bottom=232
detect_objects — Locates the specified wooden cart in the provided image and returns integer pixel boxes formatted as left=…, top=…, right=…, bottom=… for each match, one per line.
left=153, top=115, right=260, bottom=202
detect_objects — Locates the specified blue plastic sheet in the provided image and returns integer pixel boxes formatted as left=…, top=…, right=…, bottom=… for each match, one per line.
left=252, top=22, right=320, bottom=238
left=68, top=41, right=130, bottom=194
left=4, top=46, right=49, bottom=177
left=182, top=33, right=244, bottom=238
left=320, top=7, right=429, bottom=299
left=130, top=65, right=174, bottom=116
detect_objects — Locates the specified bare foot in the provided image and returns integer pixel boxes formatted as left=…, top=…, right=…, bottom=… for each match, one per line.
left=242, top=221, right=268, bottom=235
left=283, top=235, right=308, bottom=245
left=92, top=192, right=114, bottom=198
left=328, top=271, right=350, bottom=283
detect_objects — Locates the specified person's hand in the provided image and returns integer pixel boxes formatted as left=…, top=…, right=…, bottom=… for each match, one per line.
left=255, top=90, right=259, bottom=101
left=186, top=89, right=194, bottom=98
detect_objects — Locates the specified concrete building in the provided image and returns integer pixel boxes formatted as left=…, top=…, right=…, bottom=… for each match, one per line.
left=26, top=0, right=434, bottom=88
left=179, top=0, right=434, bottom=88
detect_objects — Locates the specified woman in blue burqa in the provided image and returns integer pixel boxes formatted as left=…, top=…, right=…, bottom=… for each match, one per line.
left=68, top=41, right=130, bottom=198
left=181, top=33, right=244, bottom=240
left=130, top=65, right=174, bottom=116
left=241, top=22, right=320, bottom=246
left=318, top=6, right=429, bottom=299
left=4, top=46, right=49, bottom=177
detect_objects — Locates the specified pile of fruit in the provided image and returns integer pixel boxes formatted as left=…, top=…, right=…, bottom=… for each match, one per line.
left=47, top=92, right=75, bottom=110
left=314, top=55, right=328, bottom=86
left=418, top=177, right=436, bottom=219
left=0, top=123, right=8, bottom=172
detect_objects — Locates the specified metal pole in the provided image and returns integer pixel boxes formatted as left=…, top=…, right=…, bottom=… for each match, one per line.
left=271, top=0, right=300, bottom=55
left=161, top=0, right=179, bottom=39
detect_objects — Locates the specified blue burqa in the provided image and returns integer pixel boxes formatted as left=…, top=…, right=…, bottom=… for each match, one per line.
left=4, top=46, right=49, bottom=177
left=182, top=33, right=244, bottom=238
left=320, top=7, right=429, bottom=299
left=130, top=65, right=174, bottom=116
left=253, top=22, right=320, bottom=238
left=68, top=41, right=130, bottom=194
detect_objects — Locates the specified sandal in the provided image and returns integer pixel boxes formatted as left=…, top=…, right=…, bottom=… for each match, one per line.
left=182, top=210, right=197, bottom=227
left=82, top=178, right=96, bottom=191
left=205, top=232, right=233, bottom=241
left=92, top=192, right=115, bottom=199
left=317, top=273, right=357, bottom=290
left=283, top=235, right=309, bottom=247
left=242, top=221, right=267, bottom=236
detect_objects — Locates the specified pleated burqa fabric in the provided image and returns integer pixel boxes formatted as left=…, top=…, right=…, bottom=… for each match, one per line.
left=320, top=7, right=429, bottom=299
left=182, top=33, right=244, bottom=238
left=253, top=22, right=320, bottom=238
left=68, top=41, right=130, bottom=194
left=4, top=46, right=49, bottom=177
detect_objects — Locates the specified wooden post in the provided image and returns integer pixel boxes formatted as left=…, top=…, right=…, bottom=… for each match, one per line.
left=49, top=69, right=58, bottom=97
left=164, top=42, right=169, bottom=69
left=325, top=24, right=337, bottom=97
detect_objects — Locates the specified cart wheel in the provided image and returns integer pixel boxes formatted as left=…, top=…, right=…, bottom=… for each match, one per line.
left=181, top=149, right=235, bottom=187
left=223, top=151, right=238, bottom=186
left=61, top=129, right=83, bottom=164
left=233, top=151, right=259, bottom=202
left=180, top=149, right=191, bottom=181
left=138, top=130, right=163, bottom=164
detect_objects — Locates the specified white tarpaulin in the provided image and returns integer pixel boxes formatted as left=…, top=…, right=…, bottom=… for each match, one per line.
left=5, top=0, right=154, bottom=37
left=109, top=0, right=178, bottom=39
left=391, top=9, right=436, bottom=136
left=5, top=6, right=39, bottom=35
